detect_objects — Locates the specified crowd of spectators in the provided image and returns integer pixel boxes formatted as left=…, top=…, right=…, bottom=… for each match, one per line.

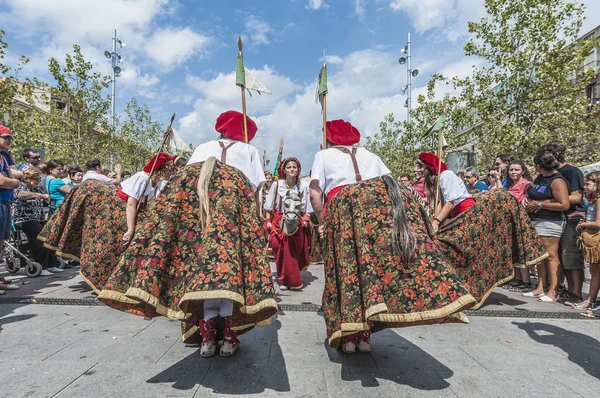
left=401, top=141, right=599, bottom=315
left=0, top=124, right=134, bottom=289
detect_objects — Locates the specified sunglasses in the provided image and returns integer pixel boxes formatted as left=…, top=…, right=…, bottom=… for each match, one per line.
left=0, top=135, right=14, bottom=141
left=28, top=156, right=41, bottom=160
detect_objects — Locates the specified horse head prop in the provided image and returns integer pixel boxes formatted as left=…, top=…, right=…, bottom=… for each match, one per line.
left=281, top=190, right=303, bottom=236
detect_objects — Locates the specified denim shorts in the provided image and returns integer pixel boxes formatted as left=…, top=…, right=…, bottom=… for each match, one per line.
left=0, top=202, right=12, bottom=241
left=532, top=219, right=566, bottom=238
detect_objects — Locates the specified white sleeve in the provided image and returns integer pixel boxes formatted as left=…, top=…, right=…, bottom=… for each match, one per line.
left=300, top=182, right=310, bottom=213
left=439, top=171, right=464, bottom=204
left=310, top=153, right=326, bottom=192
left=263, top=182, right=277, bottom=211
left=249, top=146, right=266, bottom=192
left=99, top=174, right=116, bottom=184
left=120, top=173, right=150, bottom=201
left=378, top=156, right=392, bottom=176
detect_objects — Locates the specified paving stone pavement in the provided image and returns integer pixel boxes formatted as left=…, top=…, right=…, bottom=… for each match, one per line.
left=1, top=262, right=599, bottom=397
left=1, top=303, right=600, bottom=397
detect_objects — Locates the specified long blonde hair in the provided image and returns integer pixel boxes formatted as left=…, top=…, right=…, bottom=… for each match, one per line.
left=196, top=156, right=217, bottom=232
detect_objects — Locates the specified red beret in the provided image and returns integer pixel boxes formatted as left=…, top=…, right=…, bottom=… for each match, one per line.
left=325, top=119, right=360, bottom=146
left=215, top=110, right=257, bottom=142
left=417, top=152, right=448, bottom=175
left=143, top=152, right=172, bottom=173
left=277, top=157, right=302, bottom=179
left=0, top=125, right=12, bottom=135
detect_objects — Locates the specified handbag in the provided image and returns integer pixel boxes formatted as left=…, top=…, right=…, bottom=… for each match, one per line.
left=578, top=229, right=600, bottom=263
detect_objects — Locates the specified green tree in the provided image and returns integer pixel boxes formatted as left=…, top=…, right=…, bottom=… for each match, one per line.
left=435, top=0, right=599, bottom=166
left=114, top=98, right=163, bottom=171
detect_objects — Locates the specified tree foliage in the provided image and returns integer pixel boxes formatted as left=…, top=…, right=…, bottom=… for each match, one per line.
left=368, top=0, right=600, bottom=174
left=2, top=35, right=163, bottom=170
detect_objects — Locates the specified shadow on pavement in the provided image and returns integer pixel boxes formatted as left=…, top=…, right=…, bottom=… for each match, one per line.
left=300, top=270, right=318, bottom=289
left=325, top=329, right=453, bottom=389
left=479, top=291, right=528, bottom=308
left=0, top=303, right=34, bottom=333
left=514, top=321, right=600, bottom=379
left=146, top=318, right=290, bottom=394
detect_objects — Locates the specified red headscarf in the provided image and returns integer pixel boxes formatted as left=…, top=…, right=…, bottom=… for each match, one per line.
left=0, top=125, right=12, bottom=135
left=325, top=119, right=360, bottom=146
left=417, top=152, right=448, bottom=175
left=277, top=157, right=302, bottom=179
left=143, top=152, right=172, bottom=173
left=215, top=110, right=258, bottom=142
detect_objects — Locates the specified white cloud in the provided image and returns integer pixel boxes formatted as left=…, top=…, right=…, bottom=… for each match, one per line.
left=177, top=49, right=474, bottom=170
left=321, top=55, right=344, bottom=65
left=244, top=15, right=275, bottom=46
left=354, top=0, right=367, bottom=15
left=145, top=27, right=210, bottom=68
left=307, top=0, right=328, bottom=10
left=388, top=0, right=485, bottom=42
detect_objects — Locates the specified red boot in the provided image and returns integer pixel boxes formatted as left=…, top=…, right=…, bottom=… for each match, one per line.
left=220, top=316, right=240, bottom=357
left=199, top=318, right=217, bottom=357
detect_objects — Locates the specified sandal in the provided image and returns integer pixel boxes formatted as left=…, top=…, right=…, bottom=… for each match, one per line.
left=539, top=294, right=559, bottom=303
left=522, top=291, right=545, bottom=298
left=571, top=300, right=591, bottom=310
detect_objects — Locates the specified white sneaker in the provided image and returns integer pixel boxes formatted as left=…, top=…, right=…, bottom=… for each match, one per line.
left=47, top=267, right=64, bottom=273
left=40, top=270, right=54, bottom=276
left=220, top=341, right=239, bottom=357
left=357, top=339, right=372, bottom=353
left=341, top=340, right=356, bottom=354
left=200, top=341, right=217, bottom=358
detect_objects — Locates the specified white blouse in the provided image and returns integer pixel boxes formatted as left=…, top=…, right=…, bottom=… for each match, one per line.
left=188, top=138, right=266, bottom=191
left=439, top=170, right=472, bottom=209
left=263, top=180, right=309, bottom=213
left=310, top=146, right=391, bottom=194
left=120, top=172, right=155, bottom=201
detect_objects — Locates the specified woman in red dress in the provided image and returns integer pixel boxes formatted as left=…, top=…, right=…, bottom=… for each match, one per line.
left=264, top=157, right=311, bottom=290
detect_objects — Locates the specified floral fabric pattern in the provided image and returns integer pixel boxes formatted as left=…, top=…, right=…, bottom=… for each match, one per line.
left=37, top=180, right=128, bottom=292
left=321, top=178, right=476, bottom=348
left=436, top=190, right=548, bottom=309
left=98, top=161, right=277, bottom=338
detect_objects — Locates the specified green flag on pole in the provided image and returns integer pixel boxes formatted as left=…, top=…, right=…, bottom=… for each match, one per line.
left=273, top=138, right=284, bottom=177
left=236, top=52, right=246, bottom=88
left=316, top=65, right=327, bottom=112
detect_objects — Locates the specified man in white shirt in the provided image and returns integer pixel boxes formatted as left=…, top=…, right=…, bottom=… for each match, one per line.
left=310, top=119, right=390, bottom=224
left=187, top=110, right=268, bottom=358
left=82, top=159, right=121, bottom=185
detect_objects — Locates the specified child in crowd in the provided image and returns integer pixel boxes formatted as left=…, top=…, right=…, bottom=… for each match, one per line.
left=574, top=171, right=600, bottom=312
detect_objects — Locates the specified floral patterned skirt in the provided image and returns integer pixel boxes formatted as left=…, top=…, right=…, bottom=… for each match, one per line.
left=309, top=218, right=323, bottom=264
left=37, top=180, right=128, bottom=293
left=436, top=190, right=548, bottom=309
left=321, top=178, right=477, bottom=348
left=97, top=161, right=278, bottom=341
left=268, top=211, right=311, bottom=289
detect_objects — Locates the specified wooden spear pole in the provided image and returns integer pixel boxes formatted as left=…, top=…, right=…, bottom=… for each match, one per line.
left=322, top=61, right=327, bottom=150
left=136, top=113, right=176, bottom=212
left=238, top=36, right=249, bottom=143
left=433, top=100, right=448, bottom=217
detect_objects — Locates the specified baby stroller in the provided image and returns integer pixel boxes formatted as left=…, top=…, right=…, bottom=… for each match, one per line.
left=2, top=221, right=65, bottom=277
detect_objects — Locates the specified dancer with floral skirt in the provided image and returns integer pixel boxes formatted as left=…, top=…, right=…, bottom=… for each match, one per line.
left=310, top=120, right=477, bottom=354
left=38, top=153, right=174, bottom=292
left=415, top=152, right=548, bottom=309
left=98, top=111, right=277, bottom=358
left=264, top=157, right=311, bottom=290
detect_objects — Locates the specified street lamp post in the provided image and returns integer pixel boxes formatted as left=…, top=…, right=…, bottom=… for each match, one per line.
left=398, top=32, right=418, bottom=124
left=104, top=29, right=125, bottom=169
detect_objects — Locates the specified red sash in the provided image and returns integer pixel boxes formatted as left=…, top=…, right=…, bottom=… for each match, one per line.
left=450, top=197, right=475, bottom=218
left=116, top=187, right=129, bottom=202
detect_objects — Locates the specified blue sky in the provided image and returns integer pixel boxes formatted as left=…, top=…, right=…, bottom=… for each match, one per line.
left=1, top=0, right=598, bottom=170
